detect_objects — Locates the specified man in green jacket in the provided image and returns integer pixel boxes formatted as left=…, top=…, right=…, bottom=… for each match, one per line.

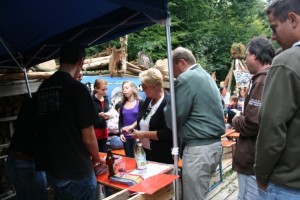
left=165, top=47, right=225, bottom=200
left=255, top=0, right=300, bottom=199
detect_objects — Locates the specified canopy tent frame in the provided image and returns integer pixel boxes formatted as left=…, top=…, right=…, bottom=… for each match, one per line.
left=0, top=37, right=32, bottom=98
left=165, top=17, right=179, bottom=200
left=0, top=1, right=180, bottom=199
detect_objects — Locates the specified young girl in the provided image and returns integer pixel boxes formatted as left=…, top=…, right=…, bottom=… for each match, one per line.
left=92, top=79, right=110, bottom=152
left=118, top=81, right=143, bottom=158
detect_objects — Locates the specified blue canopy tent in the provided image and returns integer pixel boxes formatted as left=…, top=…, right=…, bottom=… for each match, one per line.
left=0, top=0, right=180, bottom=198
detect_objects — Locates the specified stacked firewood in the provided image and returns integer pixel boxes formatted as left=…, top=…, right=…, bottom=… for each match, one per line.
left=0, top=45, right=170, bottom=82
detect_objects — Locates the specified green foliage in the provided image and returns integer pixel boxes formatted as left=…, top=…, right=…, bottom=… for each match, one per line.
left=86, top=0, right=271, bottom=82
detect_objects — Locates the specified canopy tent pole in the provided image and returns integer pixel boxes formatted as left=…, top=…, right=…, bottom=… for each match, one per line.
left=0, top=37, right=32, bottom=98
left=165, top=17, right=180, bottom=200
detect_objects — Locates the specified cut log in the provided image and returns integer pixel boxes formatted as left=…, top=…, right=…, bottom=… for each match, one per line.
left=120, top=36, right=128, bottom=72
left=83, top=56, right=110, bottom=64
left=109, top=46, right=123, bottom=77
left=127, top=66, right=142, bottom=75
left=34, top=60, right=58, bottom=72
left=83, top=61, right=109, bottom=70
left=0, top=72, right=54, bottom=81
left=155, top=59, right=169, bottom=77
left=126, top=62, right=142, bottom=70
left=138, top=65, right=149, bottom=71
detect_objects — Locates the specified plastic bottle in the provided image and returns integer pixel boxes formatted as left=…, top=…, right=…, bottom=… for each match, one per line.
left=134, top=139, right=147, bottom=172
left=106, top=142, right=116, bottom=177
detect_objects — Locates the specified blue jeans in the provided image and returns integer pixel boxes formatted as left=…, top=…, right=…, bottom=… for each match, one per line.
left=5, top=155, right=47, bottom=200
left=259, top=182, right=300, bottom=200
left=237, top=173, right=259, bottom=200
left=123, top=138, right=136, bottom=158
left=46, top=172, right=97, bottom=200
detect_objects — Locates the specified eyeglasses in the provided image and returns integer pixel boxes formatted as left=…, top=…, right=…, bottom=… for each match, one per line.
left=143, top=107, right=151, bottom=120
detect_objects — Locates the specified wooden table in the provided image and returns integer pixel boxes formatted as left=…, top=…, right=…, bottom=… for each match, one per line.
left=96, top=153, right=173, bottom=191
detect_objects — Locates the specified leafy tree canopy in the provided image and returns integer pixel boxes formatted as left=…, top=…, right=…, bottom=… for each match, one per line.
left=86, top=0, right=272, bottom=83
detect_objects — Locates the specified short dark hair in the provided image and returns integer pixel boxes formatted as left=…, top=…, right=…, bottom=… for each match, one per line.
left=265, top=0, right=300, bottom=22
left=59, top=41, right=85, bottom=65
left=247, top=36, right=275, bottom=65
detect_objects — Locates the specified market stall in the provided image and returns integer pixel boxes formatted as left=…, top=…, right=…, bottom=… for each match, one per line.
left=0, top=1, right=181, bottom=199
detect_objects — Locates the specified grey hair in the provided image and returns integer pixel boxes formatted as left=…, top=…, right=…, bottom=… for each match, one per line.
left=265, top=0, right=300, bottom=22
left=172, top=47, right=196, bottom=65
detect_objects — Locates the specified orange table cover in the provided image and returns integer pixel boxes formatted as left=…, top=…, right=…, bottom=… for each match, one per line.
left=128, top=174, right=179, bottom=194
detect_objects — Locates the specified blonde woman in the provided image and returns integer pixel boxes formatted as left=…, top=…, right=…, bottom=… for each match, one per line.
left=122, top=68, right=173, bottom=164
left=118, top=81, right=144, bottom=158
left=92, top=79, right=110, bottom=152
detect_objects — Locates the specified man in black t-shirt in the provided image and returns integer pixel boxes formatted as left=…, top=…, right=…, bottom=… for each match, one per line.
left=34, top=42, right=103, bottom=199
left=5, top=99, right=47, bottom=199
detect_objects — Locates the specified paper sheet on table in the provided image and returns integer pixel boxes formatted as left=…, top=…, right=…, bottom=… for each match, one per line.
left=128, top=174, right=179, bottom=194
left=129, top=163, right=171, bottom=179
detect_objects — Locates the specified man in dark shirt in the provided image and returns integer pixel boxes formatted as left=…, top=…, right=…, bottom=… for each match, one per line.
left=34, top=42, right=103, bottom=199
left=232, top=36, right=275, bottom=199
left=5, top=99, right=47, bottom=199
left=255, top=0, right=300, bottom=199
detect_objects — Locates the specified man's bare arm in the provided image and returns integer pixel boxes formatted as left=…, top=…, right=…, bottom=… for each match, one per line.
left=82, top=125, right=103, bottom=164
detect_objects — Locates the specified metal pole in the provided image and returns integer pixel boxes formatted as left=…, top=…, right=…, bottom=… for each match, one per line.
left=0, top=37, right=32, bottom=98
left=23, top=69, right=32, bottom=98
left=165, top=17, right=180, bottom=200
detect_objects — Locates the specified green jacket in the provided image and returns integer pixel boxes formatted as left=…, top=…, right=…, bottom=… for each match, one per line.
left=255, top=46, right=300, bottom=189
left=165, top=64, right=225, bottom=147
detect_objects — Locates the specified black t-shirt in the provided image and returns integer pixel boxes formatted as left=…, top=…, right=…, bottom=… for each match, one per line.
left=9, top=99, right=35, bottom=156
left=34, top=71, right=100, bottom=179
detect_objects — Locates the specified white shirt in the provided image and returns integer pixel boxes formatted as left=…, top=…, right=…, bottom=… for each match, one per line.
left=139, top=94, right=164, bottom=150
left=292, top=41, right=300, bottom=47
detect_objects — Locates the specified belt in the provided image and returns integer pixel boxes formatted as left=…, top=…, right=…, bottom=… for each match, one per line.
left=8, top=150, right=34, bottom=162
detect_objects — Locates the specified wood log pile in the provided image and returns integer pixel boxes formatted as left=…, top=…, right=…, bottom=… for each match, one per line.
left=0, top=46, right=169, bottom=82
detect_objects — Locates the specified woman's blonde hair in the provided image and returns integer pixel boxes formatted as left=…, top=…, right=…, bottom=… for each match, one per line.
left=93, top=79, right=107, bottom=94
left=121, top=81, right=139, bottom=103
left=139, top=68, right=163, bottom=88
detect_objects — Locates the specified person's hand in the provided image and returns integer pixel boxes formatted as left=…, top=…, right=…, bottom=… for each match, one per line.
left=257, top=180, right=267, bottom=191
left=100, top=157, right=105, bottom=164
left=122, top=125, right=134, bottom=134
left=99, top=112, right=110, bottom=120
left=99, top=112, right=105, bottom=119
left=94, top=162, right=107, bottom=176
left=129, top=129, right=145, bottom=139
left=120, top=134, right=127, bottom=142
left=92, top=156, right=103, bottom=167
